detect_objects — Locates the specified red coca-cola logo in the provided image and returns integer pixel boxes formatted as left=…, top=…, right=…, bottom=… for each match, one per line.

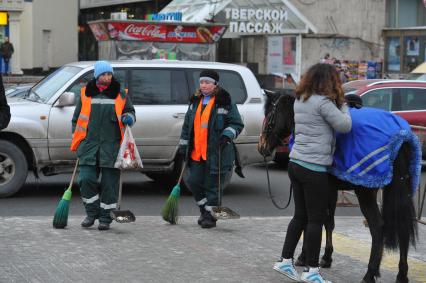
left=123, top=24, right=166, bottom=39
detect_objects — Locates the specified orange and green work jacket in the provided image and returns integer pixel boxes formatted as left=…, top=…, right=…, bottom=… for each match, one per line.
left=71, top=78, right=135, bottom=168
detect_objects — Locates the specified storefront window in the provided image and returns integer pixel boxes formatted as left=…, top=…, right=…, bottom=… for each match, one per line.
left=403, top=36, right=425, bottom=73
left=386, top=0, right=426, bottom=27
left=386, top=37, right=401, bottom=72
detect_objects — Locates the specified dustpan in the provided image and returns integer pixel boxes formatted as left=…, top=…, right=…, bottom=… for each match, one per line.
left=110, top=171, right=136, bottom=223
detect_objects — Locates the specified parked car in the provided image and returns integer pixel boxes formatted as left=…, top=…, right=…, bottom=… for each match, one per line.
left=343, top=79, right=426, bottom=154
left=0, top=60, right=265, bottom=197
left=5, top=84, right=33, bottom=99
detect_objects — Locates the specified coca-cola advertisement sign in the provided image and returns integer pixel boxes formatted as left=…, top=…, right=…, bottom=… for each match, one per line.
left=89, top=21, right=227, bottom=43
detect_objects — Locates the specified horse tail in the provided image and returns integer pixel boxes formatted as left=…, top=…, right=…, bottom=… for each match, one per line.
left=382, top=142, right=418, bottom=250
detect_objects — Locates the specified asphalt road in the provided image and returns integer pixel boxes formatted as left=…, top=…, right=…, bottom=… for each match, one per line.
left=0, top=163, right=425, bottom=218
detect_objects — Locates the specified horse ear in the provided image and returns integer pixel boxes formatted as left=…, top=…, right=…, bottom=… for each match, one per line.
left=263, top=89, right=275, bottom=100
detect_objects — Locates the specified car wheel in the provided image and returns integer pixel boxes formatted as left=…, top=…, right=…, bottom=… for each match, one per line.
left=145, top=155, right=191, bottom=194
left=147, top=156, right=233, bottom=194
left=0, top=140, right=28, bottom=197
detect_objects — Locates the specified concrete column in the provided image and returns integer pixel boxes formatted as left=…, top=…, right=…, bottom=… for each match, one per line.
left=8, top=11, right=23, bottom=75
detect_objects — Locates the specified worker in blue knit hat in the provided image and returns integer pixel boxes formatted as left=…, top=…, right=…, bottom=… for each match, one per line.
left=71, top=60, right=135, bottom=230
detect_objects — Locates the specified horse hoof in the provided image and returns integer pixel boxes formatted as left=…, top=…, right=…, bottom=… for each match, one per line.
left=361, top=274, right=376, bottom=283
left=294, top=258, right=305, bottom=267
left=395, top=275, right=409, bottom=283
left=319, top=258, right=332, bottom=268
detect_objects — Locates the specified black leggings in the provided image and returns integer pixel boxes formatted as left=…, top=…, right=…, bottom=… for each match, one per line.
left=281, top=162, right=330, bottom=267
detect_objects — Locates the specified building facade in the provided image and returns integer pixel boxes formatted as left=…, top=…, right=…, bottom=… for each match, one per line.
left=383, top=0, right=426, bottom=76
left=160, top=0, right=388, bottom=84
left=0, top=0, right=78, bottom=74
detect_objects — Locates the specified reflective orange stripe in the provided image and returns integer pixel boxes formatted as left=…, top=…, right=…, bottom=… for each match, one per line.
left=70, top=87, right=126, bottom=151
left=191, top=96, right=215, bottom=161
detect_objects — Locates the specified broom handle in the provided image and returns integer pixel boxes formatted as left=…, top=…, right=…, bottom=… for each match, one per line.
left=177, top=161, right=187, bottom=184
left=69, top=159, right=79, bottom=188
left=218, top=145, right=222, bottom=207
left=117, top=171, right=122, bottom=210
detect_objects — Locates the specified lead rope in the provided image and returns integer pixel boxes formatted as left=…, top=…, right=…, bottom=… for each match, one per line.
left=264, top=156, right=292, bottom=210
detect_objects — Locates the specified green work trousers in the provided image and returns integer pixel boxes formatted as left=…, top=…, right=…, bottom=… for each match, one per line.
left=187, top=160, right=227, bottom=208
left=78, top=165, right=120, bottom=224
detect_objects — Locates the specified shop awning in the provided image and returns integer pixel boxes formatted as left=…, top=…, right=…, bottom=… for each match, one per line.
left=160, top=0, right=318, bottom=36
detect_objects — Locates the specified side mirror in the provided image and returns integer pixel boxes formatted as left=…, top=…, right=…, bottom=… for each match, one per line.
left=55, top=92, right=75, bottom=107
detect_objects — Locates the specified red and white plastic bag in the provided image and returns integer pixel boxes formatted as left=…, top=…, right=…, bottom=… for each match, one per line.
left=114, top=126, right=143, bottom=169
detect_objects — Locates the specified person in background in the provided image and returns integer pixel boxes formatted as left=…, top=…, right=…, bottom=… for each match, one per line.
left=70, top=61, right=135, bottom=231
left=273, top=63, right=352, bottom=283
left=179, top=69, right=244, bottom=229
left=0, top=37, right=14, bottom=75
left=0, top=74, right=10, bottom=129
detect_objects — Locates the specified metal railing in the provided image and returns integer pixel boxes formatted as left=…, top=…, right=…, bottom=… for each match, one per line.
left=411, top=125, right=426, bottom=225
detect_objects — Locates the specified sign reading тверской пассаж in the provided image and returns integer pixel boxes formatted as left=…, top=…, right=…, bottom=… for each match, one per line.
left=224, top=8, right=288, bottom=34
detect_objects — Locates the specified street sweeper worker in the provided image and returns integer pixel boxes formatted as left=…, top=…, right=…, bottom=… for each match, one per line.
left=70, top=60, right=135, bottom=231
left=179, top=69, right=244, bottom=228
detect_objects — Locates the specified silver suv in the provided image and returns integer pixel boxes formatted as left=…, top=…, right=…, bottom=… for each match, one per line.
left=1, top=60, right=265, bottom=197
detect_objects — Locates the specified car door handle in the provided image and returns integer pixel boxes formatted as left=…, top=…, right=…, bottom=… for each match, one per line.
left=173, top=113, right=186, bottom=119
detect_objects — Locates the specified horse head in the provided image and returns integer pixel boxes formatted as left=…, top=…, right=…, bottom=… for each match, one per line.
left=258, top=89, right=295, bottom=157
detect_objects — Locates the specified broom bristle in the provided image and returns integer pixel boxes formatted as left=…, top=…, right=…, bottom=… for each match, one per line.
left=53, top=187, right=72, bottom=229
left=161, top=185, right=181, bottom=225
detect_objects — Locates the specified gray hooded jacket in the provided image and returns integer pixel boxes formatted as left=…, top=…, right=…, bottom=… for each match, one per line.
left=289, top=94, right=352, bottom=166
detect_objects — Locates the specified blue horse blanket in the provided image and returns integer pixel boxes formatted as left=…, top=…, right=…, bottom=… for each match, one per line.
left=331, top=107, right=421, bottom=193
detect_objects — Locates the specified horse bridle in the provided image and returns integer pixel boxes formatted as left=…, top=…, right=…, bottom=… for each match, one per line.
left=261, top=94, right=292, bottom=210
left=261, top=95, right=286, bottom=156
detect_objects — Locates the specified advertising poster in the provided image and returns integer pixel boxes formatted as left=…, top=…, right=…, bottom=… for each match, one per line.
left=282, top=36, right=296, bottom=74
left=267, top=36, right=297, bottom=76
left=267, top=36, right=282, bottom=75
left=90, top=21, right=226, bottom=44
left=387, top=37, right=400, bottom=71
left=88, top=22, right=110, bottom=41
left=406, top=37, right=420, bottom=56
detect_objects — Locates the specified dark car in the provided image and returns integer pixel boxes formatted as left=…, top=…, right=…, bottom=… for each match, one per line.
left=5, top=84, right=33, bottom=99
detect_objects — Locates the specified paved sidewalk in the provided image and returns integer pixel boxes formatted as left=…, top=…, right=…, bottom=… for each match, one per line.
left=2, top=75, right=43, bottom=87
left=0, top=216, right=425, bottom=283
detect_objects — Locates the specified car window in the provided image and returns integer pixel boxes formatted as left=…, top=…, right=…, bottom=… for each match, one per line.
left=30, top=66, right=82, bottom=103
left=5, top=86, right=18, bottom=96
left=361, top=88, right=392, bottom=111
left=188, top=69, right=247, bottom=104
left=129, top=69, right=188, bottom=105
left=65, top=69, right=127, bottom=105
left=399, top=88, right=426, bottom=111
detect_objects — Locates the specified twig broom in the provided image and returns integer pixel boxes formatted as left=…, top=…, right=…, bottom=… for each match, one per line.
left=53, top=159, right=79, bottom=229
left=161, top=162, right=186, bottom=225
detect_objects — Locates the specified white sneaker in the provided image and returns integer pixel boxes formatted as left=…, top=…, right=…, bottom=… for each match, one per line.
left=273, top=258, right=300, bottom=281
left=301, top=267, right=332, bottom=283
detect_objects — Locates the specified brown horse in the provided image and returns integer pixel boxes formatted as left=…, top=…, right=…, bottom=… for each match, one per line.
left=258, top=91, right=419, bottom=283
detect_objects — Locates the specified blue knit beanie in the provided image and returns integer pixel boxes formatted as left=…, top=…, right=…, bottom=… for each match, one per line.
left=94, top=60, right=114, bottom=79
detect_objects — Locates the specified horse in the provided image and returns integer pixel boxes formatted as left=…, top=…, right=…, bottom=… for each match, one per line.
left=258, top=91, right=420, bottom=283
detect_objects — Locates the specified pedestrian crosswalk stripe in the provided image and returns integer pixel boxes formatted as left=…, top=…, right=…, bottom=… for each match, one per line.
left=331, top=232, right=426, bottom=283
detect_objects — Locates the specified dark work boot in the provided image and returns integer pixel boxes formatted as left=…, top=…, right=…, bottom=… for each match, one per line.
left=198, top=206, right=207, bottom=226
left=201, top=211, right=217, bottom=229
left=81, top=216, right=95, bottom=228
left=98, top=222, right=110, bottom=231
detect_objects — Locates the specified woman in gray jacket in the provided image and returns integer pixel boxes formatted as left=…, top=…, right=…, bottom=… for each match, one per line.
left=273, top=64, right=352, bottom=283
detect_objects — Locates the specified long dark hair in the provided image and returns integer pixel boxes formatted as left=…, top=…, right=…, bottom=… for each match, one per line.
left=295, top=63, right=345, bottom=108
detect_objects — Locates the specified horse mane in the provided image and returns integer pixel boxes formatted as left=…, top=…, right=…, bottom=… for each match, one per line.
left=264, top=89, right=295, bottom=117
left=260, top=89, right=296, bottom=156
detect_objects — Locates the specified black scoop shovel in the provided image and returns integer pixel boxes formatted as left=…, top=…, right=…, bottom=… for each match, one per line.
left=111, top=172, right=136, bottom=223
left=211, top=145, right=240, bottom=220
